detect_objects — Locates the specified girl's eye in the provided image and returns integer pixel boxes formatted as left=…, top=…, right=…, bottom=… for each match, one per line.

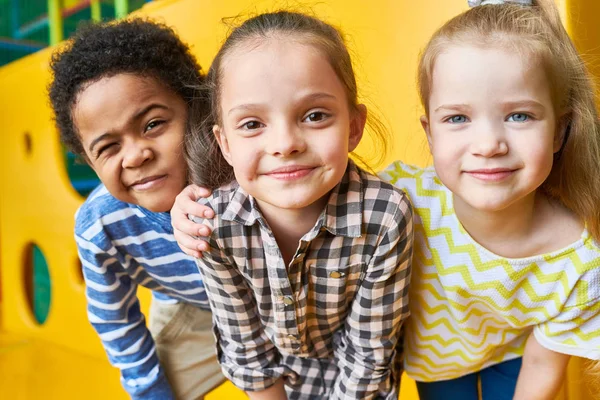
left=447, top=115, right=468, bottom=124
left=145, top=119, right=164, bottom=133
left=304, top=112, right=328, bottom=123
left=507, top=113, right=530, bottom=122
left=241, top=120, right=264, bottom=130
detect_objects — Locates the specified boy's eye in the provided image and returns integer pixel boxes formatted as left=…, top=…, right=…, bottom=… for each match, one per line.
left=145, top=119, right=165, bottom=133
left=303, top=111, right=328, bottom=123
left=96, top=143, right=116, bottom=157
left=241, top=120, right=264, bottom=130
left=507, top=113, right=530, bottom=122
left=447, top=115, right=469, bottom=124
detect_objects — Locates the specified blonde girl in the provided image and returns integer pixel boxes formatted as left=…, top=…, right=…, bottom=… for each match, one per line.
left=180, top=11, right=413, bottom=400
left=380, top=0, right=600, bottom=399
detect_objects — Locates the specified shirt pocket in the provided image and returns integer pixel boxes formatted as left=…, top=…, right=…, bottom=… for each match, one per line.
left=308, top=262, right=365, bottom=315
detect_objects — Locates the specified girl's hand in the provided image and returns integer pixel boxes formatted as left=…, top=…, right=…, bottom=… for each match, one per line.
left=171, top=184, right=214, bottom=258
left=246, top=379, right=288, bottom=400
left=513, top=333, right=570, bottom=400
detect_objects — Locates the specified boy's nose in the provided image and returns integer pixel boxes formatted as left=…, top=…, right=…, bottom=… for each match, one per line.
left=122, top=145, right=153, bottom=168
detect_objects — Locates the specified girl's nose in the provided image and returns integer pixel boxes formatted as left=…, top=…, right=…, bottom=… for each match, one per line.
left=268, top=124, right=307, bottom=157
left=471, top=123, right=509, bottom=157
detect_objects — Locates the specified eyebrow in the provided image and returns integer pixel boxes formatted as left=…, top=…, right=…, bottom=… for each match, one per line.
left=434, top=100, right=546, bottom=113
left=133, top=103, right=169, bottom=120
left=88, top=133, right=113, bottom=154
left=434, top=104, right=471, bottom=113
left=87, top=103, right=169, bottom=153
left=502, top=100, right=545, bottom=110
left=227, top=92, right=338, bottom=116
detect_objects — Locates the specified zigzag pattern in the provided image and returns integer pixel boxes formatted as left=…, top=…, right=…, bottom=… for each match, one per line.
left=379, top=162, right=600, bottom=381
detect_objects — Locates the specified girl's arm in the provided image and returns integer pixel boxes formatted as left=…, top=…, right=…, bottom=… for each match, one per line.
left=514, top=334, right=570, bottom=400
left=170, top=184, right=214, bottom=258
left=331, top=193, right=414, bottom=399
left=195, top=216, right=286, bottom=398
left=247, top=379, right=287, bottom=400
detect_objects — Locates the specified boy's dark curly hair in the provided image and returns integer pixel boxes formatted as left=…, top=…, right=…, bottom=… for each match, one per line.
left=49, top=18, right=204, bottom=156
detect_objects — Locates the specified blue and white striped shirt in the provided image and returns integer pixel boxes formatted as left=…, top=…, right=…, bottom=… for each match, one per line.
left=75, top=185, right=210, bottom=400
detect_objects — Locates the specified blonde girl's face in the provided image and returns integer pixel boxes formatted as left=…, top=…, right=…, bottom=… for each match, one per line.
left=422, top=44, right=564, bottom=213
left=214, top=38, right=365, bottom=217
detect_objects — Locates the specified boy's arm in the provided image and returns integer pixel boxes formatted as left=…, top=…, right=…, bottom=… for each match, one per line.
left=331, top=195, right=413, bottom=400
left=76, top=235, right=174, bottom=400
left=514, top=334, right=570, bottom=400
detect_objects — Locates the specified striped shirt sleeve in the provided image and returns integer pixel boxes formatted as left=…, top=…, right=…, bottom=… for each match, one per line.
left=76, top=233, right=175, bottom=400
left=330, top=192, right=414, bottom=399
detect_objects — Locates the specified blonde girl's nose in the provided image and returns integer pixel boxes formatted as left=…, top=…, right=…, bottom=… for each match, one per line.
left=471, top=123, right=509, bottom=157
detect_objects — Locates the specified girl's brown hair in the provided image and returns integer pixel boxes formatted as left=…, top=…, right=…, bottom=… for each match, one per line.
left=185, top=10, right=388, bottom=189
left=418, top=0, right=600, bottom=242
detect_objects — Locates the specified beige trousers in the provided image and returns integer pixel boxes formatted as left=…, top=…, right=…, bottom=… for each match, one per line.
left=149, top=301, right=225, bottom=400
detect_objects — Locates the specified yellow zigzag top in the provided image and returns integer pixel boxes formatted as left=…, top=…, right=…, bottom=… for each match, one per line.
left=380, top=162, right=600, bottom=382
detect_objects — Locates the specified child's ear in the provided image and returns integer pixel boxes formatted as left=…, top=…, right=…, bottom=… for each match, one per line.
left=213, top=125, right=233, bottom=166
left=553, top=113, right=571, bottom=153
left=421, top=115, right=433, bottom=152
left=348, top=104, right=367, bottom=152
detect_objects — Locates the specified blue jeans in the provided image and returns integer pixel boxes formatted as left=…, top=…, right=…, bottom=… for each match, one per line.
left=416, top=358, right=523, bottom=400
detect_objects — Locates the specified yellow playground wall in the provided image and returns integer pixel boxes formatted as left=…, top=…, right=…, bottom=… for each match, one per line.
left=0, top=0, right=597, bottom=398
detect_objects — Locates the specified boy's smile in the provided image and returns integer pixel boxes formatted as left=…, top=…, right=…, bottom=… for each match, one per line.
left=73, top=73, right=188, bottom=212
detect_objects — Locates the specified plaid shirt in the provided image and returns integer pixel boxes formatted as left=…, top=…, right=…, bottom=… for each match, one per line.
left=194, top=161, right=413, bottom=399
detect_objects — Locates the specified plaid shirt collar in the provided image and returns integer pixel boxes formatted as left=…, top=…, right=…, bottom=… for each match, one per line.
left=221, top=160, right=363, bottom=238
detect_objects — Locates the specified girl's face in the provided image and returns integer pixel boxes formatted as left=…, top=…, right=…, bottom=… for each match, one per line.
left=422, top=44, right=564, bottom=213
left=74, top=74, right=188, bottom=212
left=214, top=38, right=365, bottom=217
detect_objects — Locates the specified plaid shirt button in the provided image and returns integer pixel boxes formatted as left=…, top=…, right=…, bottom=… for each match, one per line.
left=282, top=296, right=294, bottom=306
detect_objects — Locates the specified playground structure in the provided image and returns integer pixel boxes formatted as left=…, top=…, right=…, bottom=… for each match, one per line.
left=0, top=0, right=599, bottom=398
left=0, top=0, right=152, bottom=66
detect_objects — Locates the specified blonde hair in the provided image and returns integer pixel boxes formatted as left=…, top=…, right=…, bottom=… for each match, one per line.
left=185, top=11, right=388, bottom=189
left=418, top=0, right=600, bottom=242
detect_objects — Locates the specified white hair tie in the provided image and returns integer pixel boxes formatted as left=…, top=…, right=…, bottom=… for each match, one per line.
left=468, top=0, right=533, bottom=7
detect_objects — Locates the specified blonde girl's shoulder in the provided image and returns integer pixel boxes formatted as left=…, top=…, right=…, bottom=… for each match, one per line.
left=379, top=160, right=442, bottom=194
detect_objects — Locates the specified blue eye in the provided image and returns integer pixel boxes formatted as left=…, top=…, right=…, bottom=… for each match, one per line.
left=447, top=115, right=468, bottom=124
left=507, top=113, right=529, bottom=122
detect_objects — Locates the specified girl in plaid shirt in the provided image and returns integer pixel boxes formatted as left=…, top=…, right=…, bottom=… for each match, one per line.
left=179, top=11, right=414, bottom=400
left=177, top=2, right=600, bottom=400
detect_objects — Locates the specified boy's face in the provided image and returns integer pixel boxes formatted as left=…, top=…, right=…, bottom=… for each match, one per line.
left=73, top=73, right=188, bottom=212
